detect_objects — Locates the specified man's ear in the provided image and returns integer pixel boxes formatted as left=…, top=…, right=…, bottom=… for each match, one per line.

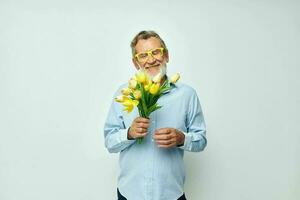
left=132, top=58, right=140, bottom=70
left=165, top=51, right=169, bottom=63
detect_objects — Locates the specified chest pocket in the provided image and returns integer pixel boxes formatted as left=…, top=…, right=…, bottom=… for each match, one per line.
left=155, top=102, right=187, bottom=132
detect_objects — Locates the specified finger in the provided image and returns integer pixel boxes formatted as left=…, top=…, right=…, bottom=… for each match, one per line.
left=136, top=127, right=147, bottom=134
left=155, top=128, right=171, bottom=135
left=156, top=139, right=173, bottom=145
left=138, top=131, right=148, bottom=137
left=136, top=122, right=149, bottom=129
left=135, top=117, right=150, bottom=123
left=153, top=134, right=172, bottom=140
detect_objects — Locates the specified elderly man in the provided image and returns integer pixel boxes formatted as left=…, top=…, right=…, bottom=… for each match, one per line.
left=104, top=30, right=207, bottom=200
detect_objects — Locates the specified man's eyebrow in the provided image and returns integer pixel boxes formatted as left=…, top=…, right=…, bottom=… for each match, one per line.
left=138, top=48, right=161, bottom=53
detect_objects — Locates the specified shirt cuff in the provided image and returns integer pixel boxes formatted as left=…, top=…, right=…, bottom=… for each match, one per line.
left=119, top=127, right=136, bottom=144
left=177, top=131, right=191, bottom=150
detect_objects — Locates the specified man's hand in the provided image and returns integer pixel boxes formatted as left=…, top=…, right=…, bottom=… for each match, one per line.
left=128, top=117, right=150, bottom=140
left=153, top=128, right=185, bottom=148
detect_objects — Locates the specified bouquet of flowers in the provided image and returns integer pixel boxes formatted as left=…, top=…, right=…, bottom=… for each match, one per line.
left=115, top=70, right=180, bottom=144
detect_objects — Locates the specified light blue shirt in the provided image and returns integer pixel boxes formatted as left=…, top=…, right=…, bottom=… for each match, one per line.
left=104, top=76, right=207, bottom=200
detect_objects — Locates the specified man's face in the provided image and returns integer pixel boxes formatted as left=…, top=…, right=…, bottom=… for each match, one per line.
left=133, top=37, right=169, bottom=77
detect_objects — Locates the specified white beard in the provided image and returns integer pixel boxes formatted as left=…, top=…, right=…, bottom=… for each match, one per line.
left=147, top=63, right=167, bottom=79
left=159, top=63, right=167, bottom=77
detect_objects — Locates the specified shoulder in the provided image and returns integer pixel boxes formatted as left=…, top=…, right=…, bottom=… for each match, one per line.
left=174, top=82, right=197, bottom=96
left=172, top=82, right=202, bottom=106
left=112, top=82, right=129, bottom=97
left=117, top=82, right=129, bottom=91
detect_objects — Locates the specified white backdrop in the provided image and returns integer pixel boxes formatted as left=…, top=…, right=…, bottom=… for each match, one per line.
left=0, top=0, right=299, bottom=200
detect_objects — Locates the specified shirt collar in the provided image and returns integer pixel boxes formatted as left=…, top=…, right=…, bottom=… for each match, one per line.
left=162, top=75, right=177, bottom=94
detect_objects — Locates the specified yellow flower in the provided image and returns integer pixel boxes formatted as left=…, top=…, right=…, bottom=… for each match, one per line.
left=135, top=71, right=147, bottom=84
left=143, top=77, right=152, bottom=91
left=152, top=73, right=162, bottom=83
left=133, top=90, right=141, bottom=100
left=149, top=83, right=160, bottom=95
left=115, top=95, right=129, bottom=103
left=122, top=99, right=139, bottom=113
left=121, top=88, right=132, bottom=96
left=144, top=83, right=151, bottom=91
left=170, top=73, right=180, bottom=84
left=128, top=78, right=137, bottom=89
left=146, top=77, right=152, bottom=85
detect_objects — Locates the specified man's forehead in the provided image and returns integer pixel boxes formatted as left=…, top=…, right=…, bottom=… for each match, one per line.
left=135, top=37, right=162, bottom=53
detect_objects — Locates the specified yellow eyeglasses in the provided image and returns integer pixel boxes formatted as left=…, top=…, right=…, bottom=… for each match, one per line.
left=135, top=47, right=164, bottom=63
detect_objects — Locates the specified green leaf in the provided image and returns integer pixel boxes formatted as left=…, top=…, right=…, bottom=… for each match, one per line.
left=158, top=86, right=171, bottom=96
left=149, top=105, right=162, bottom=115
left=147, top=103, right=158, bottom=114
left=129, top=93, right=135, bottom=99
left=140, top=85, right=148, bottom=118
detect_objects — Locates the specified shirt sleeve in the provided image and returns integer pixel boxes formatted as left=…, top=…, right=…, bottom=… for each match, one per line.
left=103, top=88, right=136, bottom=153
left=177, top=90, right=207, bottom=152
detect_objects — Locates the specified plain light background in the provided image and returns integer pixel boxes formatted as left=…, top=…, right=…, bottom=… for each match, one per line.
left=0, top=0, right=299, bottom=199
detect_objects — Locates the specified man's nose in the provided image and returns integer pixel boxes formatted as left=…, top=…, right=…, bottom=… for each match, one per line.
left=147, top=54, right=156, bottom=64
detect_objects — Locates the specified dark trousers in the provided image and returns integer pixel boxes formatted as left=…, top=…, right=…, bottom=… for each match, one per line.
left=117, top=188, right=187, bottom=200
